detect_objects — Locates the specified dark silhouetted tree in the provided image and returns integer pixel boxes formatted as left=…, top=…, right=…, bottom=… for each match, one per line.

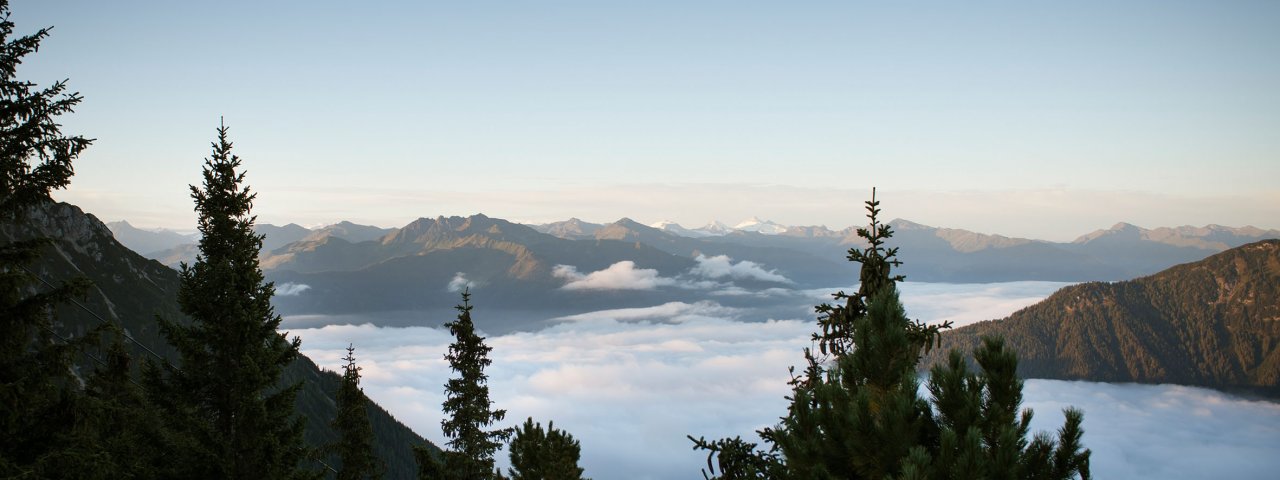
left=0, top=0, right=96, bottom=474
left=416, top=289, right=510, bottom=480
left=333, top=344, right=383, bottom=480
left=508, top=417, right=587, bottom=480
left=690, top=190, right=1089, bottom=479
left=78, top=334, right=184, bottom=478
left=148, top=122, right=314, bottom=479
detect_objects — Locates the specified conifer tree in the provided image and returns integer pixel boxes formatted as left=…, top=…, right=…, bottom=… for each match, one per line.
left=333, top=344, right=383, bottom=480
left=148, top=122, right=314, bottom=479
left=690, top=190, right=1090, bottom=479
left=79, top=335, right=183, bottom=478
left=507, top=417, right=587, bottom=480
left=416, top=289, right=511, bottom=480
left=0, top=0, right=96, bottom=474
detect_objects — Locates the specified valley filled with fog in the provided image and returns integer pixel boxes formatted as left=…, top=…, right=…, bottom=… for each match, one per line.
left=287, top=281, right=1280, bottom=479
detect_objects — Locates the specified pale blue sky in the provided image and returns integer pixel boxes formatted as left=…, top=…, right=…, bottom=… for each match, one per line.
left=15, top=0, right=1280, bottom=240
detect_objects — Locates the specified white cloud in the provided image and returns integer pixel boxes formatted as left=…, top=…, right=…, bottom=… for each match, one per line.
left=692, top=254, right=792, bottom=284
left=553, top=261, right=678, bottom=290
left=275, top=282, right=311, bottom=296
left=447, top=272, right=476, bottom=292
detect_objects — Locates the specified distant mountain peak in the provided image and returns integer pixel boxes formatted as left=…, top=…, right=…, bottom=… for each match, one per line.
left=887, top=218, right=928, bottom=230
left=530, top=217, right=603, bottom=240
left=648, top=220, right=717, bottom=238
left=733, top=217, right=786, bottom=235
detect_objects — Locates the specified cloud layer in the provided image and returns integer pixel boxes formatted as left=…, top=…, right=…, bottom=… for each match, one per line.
left=289, top=282, right=1279, bottom=479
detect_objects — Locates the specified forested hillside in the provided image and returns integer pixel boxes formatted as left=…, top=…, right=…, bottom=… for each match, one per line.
left=927, top=240, right=1280, bottom=394
left=0, top=202, right=436, bottom=477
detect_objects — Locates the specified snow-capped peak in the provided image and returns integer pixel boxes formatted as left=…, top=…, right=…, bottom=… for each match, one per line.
left=651, top=220, right=719, bottom=238
left=734, top=217, right=787, bottom=235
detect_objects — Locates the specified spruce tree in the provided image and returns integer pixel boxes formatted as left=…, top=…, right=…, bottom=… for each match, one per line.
left=415, top=289, right=511, bottom=480
left=0, top=0, right=96, bottom=474
left=690, top=191, right=1090, bottom=479
left=148, top=123, right=313, bottom=479
left=507, top=417, right=587, bottom=480
left=333, top=344, right=383, bottom=480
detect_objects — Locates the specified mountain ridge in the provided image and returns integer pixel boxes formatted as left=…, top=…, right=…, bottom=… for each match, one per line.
left=925, top=239, right=1280, bottom=394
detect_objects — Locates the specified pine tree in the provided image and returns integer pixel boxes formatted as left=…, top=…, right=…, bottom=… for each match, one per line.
left=148, top=122, right=314, bottom=479
left=690, top=190, right=1090, bottom=479
left=0, top=0, right=96, bottom=474
left=333, top=344, right=383, bottom=480
left=507, top=417, right=588, bottom=480
left=416, top=289, right=511, bottom=480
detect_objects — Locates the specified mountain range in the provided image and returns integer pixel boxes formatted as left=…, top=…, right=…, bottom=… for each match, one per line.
left=105, top=213, right=1280, bottom=335
left=114, top=215, right=1280, bottom=285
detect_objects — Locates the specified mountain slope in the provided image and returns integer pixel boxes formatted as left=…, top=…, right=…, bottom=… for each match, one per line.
left=2, top=202, right=436, bottom=478
left=106, top=220, right=196, bottom=256
left=926, top=240, right=1280, bottom=392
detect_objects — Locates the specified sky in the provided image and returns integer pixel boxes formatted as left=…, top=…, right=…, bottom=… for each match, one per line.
left=289, top=281, right=1280, bottom=479
left=13, top=1, right=1280, bottom=240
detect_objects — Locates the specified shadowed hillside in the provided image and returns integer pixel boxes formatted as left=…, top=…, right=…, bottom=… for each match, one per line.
left=926, top=240, right=1280, bottom=395
left=2, top=202, right=436, bottom=478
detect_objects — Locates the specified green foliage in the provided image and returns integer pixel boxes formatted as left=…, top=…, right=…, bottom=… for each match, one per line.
left=416, top=290, right=511, bottom=480
left=913, top=337, right=1090, bottom=479
left=691, top=191, right=1090, bottom=480
left=0, top=2, right=91, bottom=220
left=508, top=417, right=587, bottom=480
left=148, top=123, right=315, bottom=479
left=333, top=345, right=384, bottom=480
left=0, top=1, right=101, bottom=474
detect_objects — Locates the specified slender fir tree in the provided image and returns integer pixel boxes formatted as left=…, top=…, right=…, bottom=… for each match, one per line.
left=416, top=289, right=511, bottom=480
left=507, top=417, right=587, bottom=480
left=333, top=344, right=383, bottom=480
left=690, top=190, right=1090, bottom=479
left=148, top=122, right=314, bottom=479
left=0, top=0, right=96, bottom=474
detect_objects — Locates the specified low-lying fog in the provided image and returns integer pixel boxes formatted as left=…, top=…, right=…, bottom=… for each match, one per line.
left=287, top=282, right=1279, bottom=479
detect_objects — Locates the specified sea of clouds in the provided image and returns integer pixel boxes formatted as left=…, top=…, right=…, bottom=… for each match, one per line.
left=288, top=282, right=1280, bottom=479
